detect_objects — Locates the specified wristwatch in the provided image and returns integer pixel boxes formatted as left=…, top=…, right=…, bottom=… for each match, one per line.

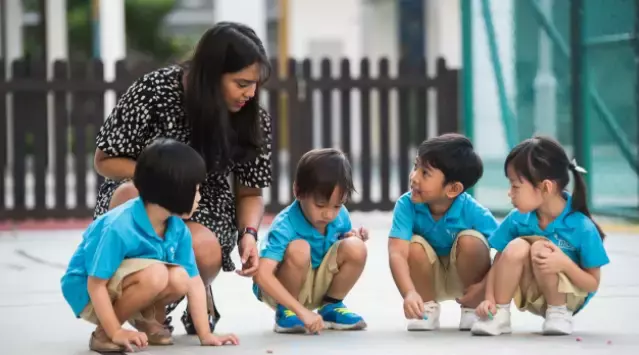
left=239, top=226, right=258, bottom=243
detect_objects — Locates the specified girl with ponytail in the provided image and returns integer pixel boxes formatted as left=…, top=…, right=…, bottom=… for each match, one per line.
left=470, top=136, right=610, bottom=337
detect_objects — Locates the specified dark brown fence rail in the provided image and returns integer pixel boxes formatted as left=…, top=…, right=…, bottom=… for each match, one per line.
left=0, top=57, right=460, bottom=222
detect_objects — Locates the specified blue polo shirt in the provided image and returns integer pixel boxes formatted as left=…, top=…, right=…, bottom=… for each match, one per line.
left=388, top=192, right=499, bottom=256
left=488, top=192, right=610, bottom=312
left=60, top=197, right=199, bottom=317
left=259, top=200, right=352, bottom=269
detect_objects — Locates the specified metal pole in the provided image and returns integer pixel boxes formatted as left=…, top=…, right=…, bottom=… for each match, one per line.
left=533, top=0, right=557, bottom=137
left=461, top=0, right=474, bottom=196
left=570, top=0, right=592, bottom=206
left=278, top=0, right=289, bottom=150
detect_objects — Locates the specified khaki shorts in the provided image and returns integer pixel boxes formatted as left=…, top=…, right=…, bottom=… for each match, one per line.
left=411, top=230, right=488, bottom=301
left=513, top=236, right=588, bottom=316
left=259, top=240, right=342, bottom=311
left=79, top=258, right=167, bottom=325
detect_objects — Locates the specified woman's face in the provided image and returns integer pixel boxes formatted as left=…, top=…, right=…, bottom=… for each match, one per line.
left=221, top=62, right=260, bottom=112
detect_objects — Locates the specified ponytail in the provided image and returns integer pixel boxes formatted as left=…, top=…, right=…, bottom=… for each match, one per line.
left=569, top=160, right=606, bottom=240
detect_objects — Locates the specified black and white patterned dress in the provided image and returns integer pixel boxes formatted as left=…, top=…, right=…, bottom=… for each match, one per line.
left=93, top=65, right=273, bottom=273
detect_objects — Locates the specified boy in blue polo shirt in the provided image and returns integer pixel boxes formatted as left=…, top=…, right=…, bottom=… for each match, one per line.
left=61, top=138, right=238, bottom=352
left=471, top=136, right=609, bottom=336
left=388, top=133, right=498, bottom=331
left=253, top=148, right=368, bottom=334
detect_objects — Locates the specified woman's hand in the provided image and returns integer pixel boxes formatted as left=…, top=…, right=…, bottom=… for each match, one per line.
left=236, top=234, right=259, bottom=277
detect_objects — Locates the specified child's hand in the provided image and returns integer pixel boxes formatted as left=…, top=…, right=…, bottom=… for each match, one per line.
left=403, top=290, right=425, bottom=319
left=358, top=227, right=369, bottom=242
left=112, top=328, right=148, bottom=352
left=532, top=242, right=569, bottom=274
left=475, top=299, right=496, bottom=320
left=299, top=308, right=324, bottom=334
left=199, top=332, right=240, bottom=346
left=342, top=227, right=369, bottom=242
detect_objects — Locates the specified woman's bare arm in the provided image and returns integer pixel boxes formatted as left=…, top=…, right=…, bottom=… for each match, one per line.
left=93, top=149, right=137, bottom=180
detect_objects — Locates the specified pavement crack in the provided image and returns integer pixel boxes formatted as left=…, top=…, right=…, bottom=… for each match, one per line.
left=14, top=249, right=68, bottom=270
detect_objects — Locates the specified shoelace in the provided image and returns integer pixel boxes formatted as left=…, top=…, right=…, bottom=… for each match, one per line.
left=332, top=307, right=354, bottom=315
left=283, top=309, right=297, bottom=318
left=546, top=307, right=569, bottom=320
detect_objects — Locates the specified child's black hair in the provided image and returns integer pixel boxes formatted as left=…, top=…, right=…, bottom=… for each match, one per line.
left=504, top=136, right=605, bottom=239
left=417, top=133, right=483, bottom=191
left=294, top=148, right=355, bottom=202
left=133, top=138, right=207, bottom=215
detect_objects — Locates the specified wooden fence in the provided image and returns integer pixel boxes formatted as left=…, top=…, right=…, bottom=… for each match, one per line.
left=0, top=57, right=460, bottom=222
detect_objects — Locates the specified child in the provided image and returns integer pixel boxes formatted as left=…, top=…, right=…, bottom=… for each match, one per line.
left=471, top=136, right=609, bottom=336
left=60, top=138, right=239, bottom=352
left=252, top=148, right=368, bottom=334
left=388, top=133, right=499, bottom=331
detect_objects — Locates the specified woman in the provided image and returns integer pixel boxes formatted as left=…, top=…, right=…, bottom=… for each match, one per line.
left=92, top=22, right=272, bottom=335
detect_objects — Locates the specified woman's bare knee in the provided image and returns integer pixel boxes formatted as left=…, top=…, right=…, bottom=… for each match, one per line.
left=283, top=239, right=311, bottom=268
left=109, top=182, right=139, bottom=210
left=188, top=222, right=222, bottom=283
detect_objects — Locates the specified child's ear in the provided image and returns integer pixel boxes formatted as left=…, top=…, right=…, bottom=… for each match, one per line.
left=445, top=181, right=464, bottom=199
left=540, top=179, right=555, bottom=194
left=292, top=182, right=299, bottom=199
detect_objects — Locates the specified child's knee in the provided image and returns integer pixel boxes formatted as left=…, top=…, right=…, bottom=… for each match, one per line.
left=136, top=263, right=170, bottom=292
left=502, top=238, right=531, bottom=262
left=408, top=242, right=429, bottom=264
left=337, top=237, right=367, bottom=264
left=530, top=240, right=551, bottom=259
left=283, top=239, right=311, bottom=268
left=455, top=234, right=489, bottom=256
left=167, top=266, right=190, bottom=296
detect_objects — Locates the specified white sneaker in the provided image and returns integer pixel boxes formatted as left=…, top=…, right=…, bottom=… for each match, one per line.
left=542, top=306, right=573, bottom=335
left=407, top=301, right=441, bottom=331
left=459, top=307, right=478, bottom=331
left=470, top=307, right=512, bottom=336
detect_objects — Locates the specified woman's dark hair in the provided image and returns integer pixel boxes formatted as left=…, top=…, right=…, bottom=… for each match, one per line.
left=505, top=136, right=605, bottom=239
left=133, top=138, right=207, bottom=215
left=183, top=22, right=271, bottom=173
left=295, top=148, right=356, bottom=203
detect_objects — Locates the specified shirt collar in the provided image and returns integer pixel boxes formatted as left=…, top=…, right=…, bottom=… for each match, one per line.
left=131, top=197, right=176, bottom=240
left=519, top=191, right=574, bottom=232
left=414, top=192, right=466, bottom=222
left=287, top=200, right=330, bottom=238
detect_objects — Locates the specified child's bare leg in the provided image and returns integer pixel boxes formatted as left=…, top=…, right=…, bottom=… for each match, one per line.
left=494, top=239, right=534, bottom=304
left=407, top=242, right=436, bottom=302
left=325, top=238, right=367, bottom=300
left=151, top=266, right=191, bottom=324
left=96, top=263, right=169, bottom=336
left=455, top=235, right=491, bottom=307
left=276, top=240, right=311, bottom=299
left=530, top=241, right=567, bottom=306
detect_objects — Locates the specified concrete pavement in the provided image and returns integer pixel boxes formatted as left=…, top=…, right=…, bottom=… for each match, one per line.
left=1, top=212, right=638, bottom=354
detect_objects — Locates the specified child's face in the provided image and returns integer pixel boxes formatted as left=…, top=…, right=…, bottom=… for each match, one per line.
left=181, top=185, right=202, bottom=219
left=506, top=165, right=543, bottom=213
left=297, top=187, right=345, bottom=232
left=409, top=158, right=460, bottom=204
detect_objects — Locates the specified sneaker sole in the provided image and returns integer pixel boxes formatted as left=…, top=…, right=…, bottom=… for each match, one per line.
left=471, top=326, right=512, bottom=336
left=407, top=321, right=440, bottom=331
left=273, top=324, right=306, bottom=334
left=542, top=328, right=572, bottom=336
left=324, top=320, right=367, bottom=330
